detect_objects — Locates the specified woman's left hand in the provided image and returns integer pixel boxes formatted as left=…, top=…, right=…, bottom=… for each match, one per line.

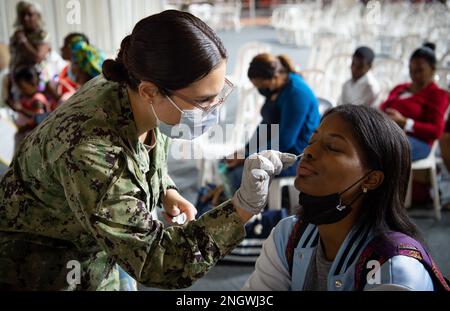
left=160, top=189, right=197, bottom=225
left=385, top=108, right=407, bottom=128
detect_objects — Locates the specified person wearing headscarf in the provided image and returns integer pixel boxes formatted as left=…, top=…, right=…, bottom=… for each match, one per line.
left=69, top=35, right=105, bottom=86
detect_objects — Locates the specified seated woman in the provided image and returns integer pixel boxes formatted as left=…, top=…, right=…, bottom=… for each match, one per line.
left=243, top=104, right=449, bottom=291
left=46, top=33, right=91, bottom=108
left=68, top=35, right=104, bottom=87
left=380, top=43, right=449, bottom=161
left=226, top=53, right=320, bottom=193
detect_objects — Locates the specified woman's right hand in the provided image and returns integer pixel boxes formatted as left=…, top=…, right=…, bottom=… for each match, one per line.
left=231, top=150, right=297, bottom=216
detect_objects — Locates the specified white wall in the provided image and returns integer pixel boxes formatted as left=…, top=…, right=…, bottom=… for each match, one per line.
left=0, top=0, right=165, bottom=58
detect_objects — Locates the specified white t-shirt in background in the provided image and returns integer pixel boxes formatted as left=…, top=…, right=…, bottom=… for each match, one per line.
left=338, top=72, right=380, bottom=107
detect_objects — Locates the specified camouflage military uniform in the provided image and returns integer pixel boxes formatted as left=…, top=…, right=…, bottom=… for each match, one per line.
left=0, top=76, right=245, bottom=290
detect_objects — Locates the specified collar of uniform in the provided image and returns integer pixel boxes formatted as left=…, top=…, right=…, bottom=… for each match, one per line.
left=147, top=127, right=165, bottom=173
left=115, top=84, right=142, bottom=154
left=115, top=84, right=168, bottom=174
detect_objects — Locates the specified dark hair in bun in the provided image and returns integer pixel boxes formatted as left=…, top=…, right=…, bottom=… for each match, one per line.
left=410, top=42, right=437, bottom=69
left=102, top=36, right=135, bottom=85
left=102, top=10, right=227, bottom=91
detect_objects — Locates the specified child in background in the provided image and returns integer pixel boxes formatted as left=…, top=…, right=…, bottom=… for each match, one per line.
left=14, top=67, right=50, bottom=135
left=338, top=46, right=380, bottom=107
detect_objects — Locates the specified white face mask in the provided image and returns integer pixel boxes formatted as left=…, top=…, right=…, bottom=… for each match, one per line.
left=150, top=95, right=219, bottom=140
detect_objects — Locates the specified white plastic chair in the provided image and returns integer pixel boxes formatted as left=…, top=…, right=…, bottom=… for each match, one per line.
left=371, top=57, right=406, bottom=107
left=212, top=1, right=242, bottom=32
left=434, top=67, right=450, bottom=91
left=230, top=41, right=271, bottom=89
left=300, top=69, right=326, bottom=98
left=405, top=141, right=442, bottom=220
left=187, top=3, right=214, bottom=26
left=372, top=57, right=406, bottom=87
left=268, top=177, right=299, bottom=212
left=318, top=97, right=334, bottom=115
left=323, top=54, right=353, bottom=105
left=439, top=51, right=450, bottom=68
left=307, top=33, right=338, bottom=70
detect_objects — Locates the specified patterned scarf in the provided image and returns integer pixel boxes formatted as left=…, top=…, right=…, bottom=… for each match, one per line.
left=70, top=36, right=104, bottom=79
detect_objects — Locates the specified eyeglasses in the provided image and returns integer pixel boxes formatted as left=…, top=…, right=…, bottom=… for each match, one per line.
left=163, top=77, right=235, bottom=113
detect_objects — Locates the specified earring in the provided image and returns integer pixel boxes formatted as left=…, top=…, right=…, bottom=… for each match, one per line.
left=363, top=187, right=368, bottom=193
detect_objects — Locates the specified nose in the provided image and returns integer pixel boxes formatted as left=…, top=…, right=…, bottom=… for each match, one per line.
left=303, top=153, right=313, bottom=160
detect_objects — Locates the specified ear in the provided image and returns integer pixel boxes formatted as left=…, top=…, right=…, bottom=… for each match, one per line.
left=137, top=81, right=159, bottom=103
left=362, top=170, right=384, bottom=191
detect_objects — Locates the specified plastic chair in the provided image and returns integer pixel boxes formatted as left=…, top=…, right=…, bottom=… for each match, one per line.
left=372, top=57, right=406, bottom=87
left=307, top=33, right=338, bottom=70
left=439, top=51, right=450, bottom=68
left=318, top=97, right=334, bottom=115
left=434, top=67, right=450, bottom=91
left=230, top=41, right=271, bottom=89
left=187, top=3, right=214, bottom=25
left=268, top=177, right=299, bottom=212
left=323, top=54, right=353, bottom=105
left=405, top=141, right=442, bottom=221
left=212, top=1, right=242, bottom=32
left=300, top=69, right=326, bottom=98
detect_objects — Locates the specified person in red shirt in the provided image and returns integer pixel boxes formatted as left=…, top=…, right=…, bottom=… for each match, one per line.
left=381, top=43, right=449, bottom=161
left=45, top=33, right=91, bottom=110
left=58, top=33, right=89, bottom=92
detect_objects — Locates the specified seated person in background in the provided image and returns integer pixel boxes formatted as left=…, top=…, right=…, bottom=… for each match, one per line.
left=381, top=43, right=449, bottom=161
left=226, top=53, right=320, bottom=193
left=243, top=104, right=449, bottom=291
left=14, top=67, right=50, bottom=128
left=46, top=33, right=90, bottom=108
left=338, top=46, right=380, bottom=107
left=69, top=36, right=104, bottom=87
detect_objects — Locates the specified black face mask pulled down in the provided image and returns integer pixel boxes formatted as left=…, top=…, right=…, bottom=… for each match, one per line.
left=257, top=87, right=275, bottom=98
left=298, top=172, right=372, bottom=225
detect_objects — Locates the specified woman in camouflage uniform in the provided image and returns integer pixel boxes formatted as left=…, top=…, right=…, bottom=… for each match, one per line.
left=0, top=10, right=296, bottom=290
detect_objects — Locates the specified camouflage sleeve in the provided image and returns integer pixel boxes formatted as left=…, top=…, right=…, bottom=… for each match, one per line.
left=54, top=141, right=246, bottom=289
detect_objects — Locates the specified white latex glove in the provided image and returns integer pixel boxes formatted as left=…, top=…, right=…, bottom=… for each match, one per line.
left=232, top=150, right=298, bottom=215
